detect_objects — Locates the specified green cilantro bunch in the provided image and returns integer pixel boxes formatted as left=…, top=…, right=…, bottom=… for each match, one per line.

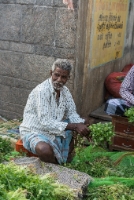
left=124, top=107, right=134, bottom=123
left=88, top=122, right=115, bottom=148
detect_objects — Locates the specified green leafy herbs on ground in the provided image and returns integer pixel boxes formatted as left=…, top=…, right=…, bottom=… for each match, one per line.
left=85, top=183, right=134, bottom=200
left=0, top=163, right=76, bottom=200
left=0, top=136, right=21, bottom=162
left=124, top=106, right=134, bottom=123
left=85, top=176, right=134, bottom=200
left=67, top=122, right=115, bottom=176
left=73, top=122, right=115, bottom=162
left=66, top=145, right=134, bottom=199
left=68, top=145, right=134, bottom=178
left=1, top=121, right=134, bottom=199
left=67, top=145, right=111, bottom=177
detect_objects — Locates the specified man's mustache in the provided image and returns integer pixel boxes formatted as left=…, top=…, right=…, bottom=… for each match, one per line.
left=53, top=81, right=63, bottom=87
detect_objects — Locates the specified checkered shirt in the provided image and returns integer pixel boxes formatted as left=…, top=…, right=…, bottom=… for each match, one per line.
left=120, top=65, right=134, bottom=106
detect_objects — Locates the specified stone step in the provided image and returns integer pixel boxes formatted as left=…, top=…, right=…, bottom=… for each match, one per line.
left=14, top=157, right=92, bottom=199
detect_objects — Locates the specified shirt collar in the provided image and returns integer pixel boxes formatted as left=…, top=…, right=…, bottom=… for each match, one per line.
left=48, top=77, right=55, bottom=94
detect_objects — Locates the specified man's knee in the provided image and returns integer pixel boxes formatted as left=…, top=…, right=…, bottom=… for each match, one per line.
left=35, top=141, right=58, bottom=164
left=35, top=141, right=53, bottom=157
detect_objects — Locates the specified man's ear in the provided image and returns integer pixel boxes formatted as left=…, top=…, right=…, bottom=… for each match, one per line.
left=50, top=70, right=52, bottom=76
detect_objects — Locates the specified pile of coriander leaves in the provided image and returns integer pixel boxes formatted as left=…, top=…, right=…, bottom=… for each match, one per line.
left=0, top=117, right=76, bottom=200
left=66, top=122, right=134, bottom=200
left=0, top=136, right=76, bottom=200
left=1, top=118, right=134, bottom=200
left=124, top=106, right=134, bottom=123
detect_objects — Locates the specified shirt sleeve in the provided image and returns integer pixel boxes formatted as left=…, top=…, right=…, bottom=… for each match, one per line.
left=119, top=65, right=134, bottom=105
left=65, top=89, right=85, bottom=123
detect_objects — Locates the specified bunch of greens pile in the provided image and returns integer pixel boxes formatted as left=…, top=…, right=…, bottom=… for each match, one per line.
left=0, top=136, right=20, bottom=162
left=1, top=119, right=134, bottom=200
left=74, top=122, right=114, bottom=159
left=0, top=163, right=76, bottom=200
left=0, top=136, right=76, bottom=200
left=124, top=106, right=134, bottom=123
left=88, top=122, right=114, bottom=148
left=67, top=145, right=134, bottom=200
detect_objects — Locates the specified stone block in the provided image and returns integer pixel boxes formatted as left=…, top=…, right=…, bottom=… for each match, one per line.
left=53, top=0, right=65, bottom=7
left=0, top=4, right=21, bottom=41
left=0, top=84, right=28, bottom=107
left=0, top=75, right=15, bottom=87
left=34, top=45, right=55, bottom=57
left=35, top=0, right=78, bottom=8
left=0, top=109, right=22, bottom=120
left=14, top=78, right=39, bottom=90
left=0, top=100, right=23, bottom=115
left=21, top=54, right=55, bottom=82
left=0, top=101, right=15, bottom=112
left=12, top=104, right=24, bottom=116
left=0, top=84, right=11, bottom=103
left=0, top=41, right=10, bottom=50
left=0, top=51, right=22, bottom=78
left=16, top=0, right=36, bottom=4
left=36, top=0, right=54, bottom=6
left=55, top=9, right=77, bottom=48
left=35, top=45, right=75, bottom=59
left=0, top=0, right=16, bottom=3
left=14, top=157, right=92, bottom=199
left=10, top=42, right=34, bottom=54
left=53, top=47, right=75, bottom=59
left=54, top=0, right=78, bottom=8
left=10, top=87, right=30, bottom=106
left=21, top=6, right=55, bottom=45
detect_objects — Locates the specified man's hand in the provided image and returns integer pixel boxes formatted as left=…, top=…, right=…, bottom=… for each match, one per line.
left=63, top=0, right=74, bottom=10
left=66, top=122, right=90, bottom=137
left=75, top=123, right=90, bottom=137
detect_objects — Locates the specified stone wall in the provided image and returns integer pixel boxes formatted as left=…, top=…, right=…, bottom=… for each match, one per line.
left=0, top=0, right=78, bottom=119
left=1, top=0, right=134, bottom=120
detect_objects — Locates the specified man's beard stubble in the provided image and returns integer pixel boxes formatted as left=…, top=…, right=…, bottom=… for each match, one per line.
left=53, top=81, right=64, bottom=90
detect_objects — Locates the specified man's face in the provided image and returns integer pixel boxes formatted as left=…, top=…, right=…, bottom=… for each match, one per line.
left=51, top=67, right=70, bottom=90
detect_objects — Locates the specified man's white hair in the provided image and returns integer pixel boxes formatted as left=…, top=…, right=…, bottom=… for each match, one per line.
left=52, top=59, right=72, bottom=73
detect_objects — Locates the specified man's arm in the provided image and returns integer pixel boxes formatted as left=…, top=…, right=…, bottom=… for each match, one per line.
left=64, top=89, right=90, bottom=136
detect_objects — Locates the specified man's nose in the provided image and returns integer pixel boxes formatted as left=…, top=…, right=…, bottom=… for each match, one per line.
left=57, top=76, right=62, bottom=82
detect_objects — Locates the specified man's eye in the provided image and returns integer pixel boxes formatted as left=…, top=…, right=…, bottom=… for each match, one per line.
left=62, top=76, right=67, bottom=79
left=54, top=74, right=59, bottom=77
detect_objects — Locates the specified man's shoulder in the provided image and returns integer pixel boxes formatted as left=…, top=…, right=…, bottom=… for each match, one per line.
left=63, top=85, right=70, bottom=92
left=35, top=79, right=49, bottom=90
left=30, top=79, right=50, bottom=95
left=62, top=85, right=72, bottom=96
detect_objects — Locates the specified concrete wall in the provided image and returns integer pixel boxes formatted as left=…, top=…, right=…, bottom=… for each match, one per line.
left=0, top=0, right=134, bottom=119
left=0, top=0, right=78, bottom=119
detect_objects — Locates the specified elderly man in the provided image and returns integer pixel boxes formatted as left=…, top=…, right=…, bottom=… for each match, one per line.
left=20, top=59, right=90, bottom=164
left=105, top=65, right=134, bottom=116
